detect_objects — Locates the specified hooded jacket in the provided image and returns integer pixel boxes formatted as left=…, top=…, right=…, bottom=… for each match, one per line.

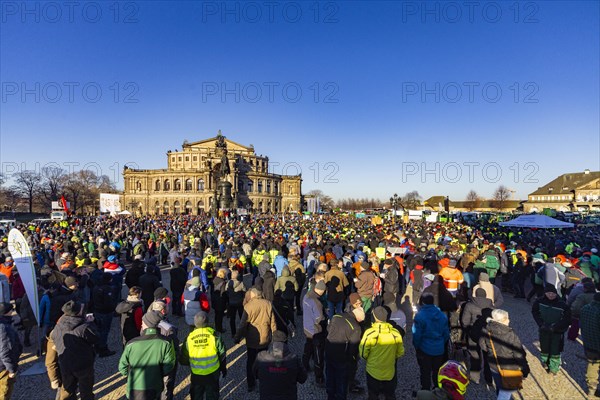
left=227, top=277, right=246, bottom=307
left=479, top=320, right=529, bottom=376
left=472, top=273, right=504, bottom=308
left=360, top=321, right=404, bottom=381
left=116, top=297, right=144, bottom=345
left=325, top=312, right=362, bottom=363
left=0, top=315, right=22, bottom=374
left=356, top=269, right=375, bottom=298
left=422, top=275, right=458, bottom=313
left=412, top=304, right=449, bottom=356
left=50, top=315, right=99, bottom=374
left=252, top=341, right=307, bottom=400
left=274, top=266, right=299, bottom=302
left=324, top=266, right=349, bottom=303
left=302, top=289, right=325, bottom=338
left=262, top=270, right=276, bottom=302
left=460, top=295, right=494, bottom=339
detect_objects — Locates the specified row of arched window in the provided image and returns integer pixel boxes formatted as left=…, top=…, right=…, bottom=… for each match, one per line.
left=149, top=179, right=205, bottom=192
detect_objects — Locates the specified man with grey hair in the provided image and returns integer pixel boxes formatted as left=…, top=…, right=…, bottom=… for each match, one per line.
left=180, top=311, right=227, bottom=399
left=479, top=309, right=529, bottom=400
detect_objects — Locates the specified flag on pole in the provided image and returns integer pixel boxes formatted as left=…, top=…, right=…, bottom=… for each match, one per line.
left=8, top=229, right=40, bottom=324
left=61, top=194, right=69, bottom=215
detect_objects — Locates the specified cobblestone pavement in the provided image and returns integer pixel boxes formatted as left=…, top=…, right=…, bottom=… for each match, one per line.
left=11, top=266, right=592, bottom=400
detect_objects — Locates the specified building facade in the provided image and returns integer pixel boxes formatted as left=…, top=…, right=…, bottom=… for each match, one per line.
left=523, top=170, right=600, bottom=213
left=122, top=133, right=302, bottom=215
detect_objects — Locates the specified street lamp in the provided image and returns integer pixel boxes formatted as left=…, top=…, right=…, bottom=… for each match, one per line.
left=390, top=193, right=399, bottom=225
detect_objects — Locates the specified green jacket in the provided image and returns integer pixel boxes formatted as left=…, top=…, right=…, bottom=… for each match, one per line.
left=118, top=328, right=176, bottom=399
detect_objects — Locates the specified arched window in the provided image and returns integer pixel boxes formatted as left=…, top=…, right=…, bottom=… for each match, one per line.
left=185, top=179, right=192, bottom=191
left=273, top=182, right=278, bottom=195
left=197, top=179, right=205, bottom=191
left=163, top=201, right=169, bottom=214
left=155, top=180, right=161, bottom=191
left=174, top=179, right=181, bottom=191
left=258, top=180, right=263, bottom=193
left=197, top=201, right=204, bottom=215
left=288, top=184, right=293, bottom=195
left=266, top=181, right=271, bottom=194
left=174, top=200, right=181, bottom=214
left=164, top=180, right=171, bottom=191
left=248, top=180, right=253, bottom=193
left=154, top=201, right=160, bottom=214
left=136, top=181, right=142, bottom=191
left=185, top=201, right=192, bottom=214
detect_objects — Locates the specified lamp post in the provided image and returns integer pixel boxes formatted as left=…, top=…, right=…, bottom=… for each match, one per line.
left=390, top=193, right=399, bottom=226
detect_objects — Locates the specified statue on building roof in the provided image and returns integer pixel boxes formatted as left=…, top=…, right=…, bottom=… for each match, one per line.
left=216, top=130, right=227, bottom=151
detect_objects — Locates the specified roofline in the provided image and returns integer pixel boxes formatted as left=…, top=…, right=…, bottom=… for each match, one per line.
left=183, top=136, right=253, bottom=151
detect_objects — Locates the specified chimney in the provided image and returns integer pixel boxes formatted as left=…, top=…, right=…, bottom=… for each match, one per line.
left=584, top=169, right=590, bottom=174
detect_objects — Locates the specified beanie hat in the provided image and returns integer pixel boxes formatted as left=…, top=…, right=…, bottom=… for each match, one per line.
left=349, top=292, right=361, bottom=306
left=352, top=307, right=366, bottom=322
left=314, top=281, right=326, bottom=295
left=544, top=285, right=558, bottom=294
left=108, top=255, right=117, bottom=263
left=475, top=288, right=486, bottom=298
left=154, top=287, right=169, bottom=299
left=372, top=306, right=388, bottom=322
left=361, top=261, right=370, bottom=270
left=448, top=259, right=457, bottom=268
left=422, top=293, right=435, bottom=305
left=64, top=276, right=78, bottom=288
left=479, top=272, right=490, bottom=282
left=383, top=259, right=393, bottom=266
left=62, top=300, right=83, bottom=316
left=142, top=310, right=164, bottom=328
left=272, top=330, right=288, bottom=342
left=194, top=311, right=208, bottom=327
left=382, top=292, right=396, bottom=306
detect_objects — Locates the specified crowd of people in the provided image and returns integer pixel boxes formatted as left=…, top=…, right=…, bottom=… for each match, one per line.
left=0, top=213, right=599, bottom=400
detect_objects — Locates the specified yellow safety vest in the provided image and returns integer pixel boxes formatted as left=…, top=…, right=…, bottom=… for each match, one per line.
left=187, top=327, right=220, bottom=375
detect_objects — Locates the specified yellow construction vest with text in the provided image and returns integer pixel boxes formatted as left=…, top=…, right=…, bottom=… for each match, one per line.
left=187, top=327, right=220, bottom=375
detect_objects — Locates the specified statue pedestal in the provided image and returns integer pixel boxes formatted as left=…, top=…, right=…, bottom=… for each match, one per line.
left=218, top=181, right=232, bottom=209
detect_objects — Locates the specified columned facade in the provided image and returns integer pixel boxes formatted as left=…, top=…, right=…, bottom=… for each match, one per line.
left=122, top=134, right=302, bottom=215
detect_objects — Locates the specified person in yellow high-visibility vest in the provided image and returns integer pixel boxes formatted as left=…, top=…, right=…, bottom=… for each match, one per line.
left=180, top=311, right=227, bottom=400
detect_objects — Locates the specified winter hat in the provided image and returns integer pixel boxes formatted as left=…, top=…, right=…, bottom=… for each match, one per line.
left=544, top=285, right=558, bottom=294
left=383, top=259, right=393, bottom=266
left=64, top=276, right=78, bottom=288
left=424, top=274, right=435, bottom=281
left=360, top=261, right=370, bottom=270
left=422, top=293, right=434, bottom=305
left=475, top=288, right=486, bottom=298
left=62, top=300, right=83, bottom=316
left=352, top=307, right=366, bottom=322
left=142, top=310, right=164, bottom=328
left=154, top=287, right=169, bottom=299
left=349, top=293, right=361, bottom=306
left=101, top=273, right=113, bottom=284
left=448, top=259, right=457, bottom=268
left=134, top=254, right=143, bottom=261
left=372, top=306, right=388, bottom=322
left=108, top=255, right=117, bottom=263
left=0, top=302, right=13, bottom=315
left=314, top=281, right=326, bottom=296
left=479, top=273, right=490, bottom=282
left=272, top=330, right=288, bottom=343
left=583, top=281, right=596, bottom=293
left=382, top=292, right=396, bottom=306
left=193, top=311, right=208, bottom=327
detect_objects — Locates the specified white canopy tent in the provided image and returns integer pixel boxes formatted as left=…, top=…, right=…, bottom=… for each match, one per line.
left=499, top=214, right=574, bottom=229
left=117, top=210, right=132, bottom=215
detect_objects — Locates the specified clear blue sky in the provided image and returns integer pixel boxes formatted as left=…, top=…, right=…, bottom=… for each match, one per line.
left=1, top=1, right=599, bottom=202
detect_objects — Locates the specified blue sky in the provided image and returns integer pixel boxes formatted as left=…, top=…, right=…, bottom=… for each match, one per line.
left=1, top=1, right=599, bottom=202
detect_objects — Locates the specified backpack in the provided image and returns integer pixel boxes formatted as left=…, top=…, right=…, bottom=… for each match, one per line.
left=372, top=272, right=382, bottom=300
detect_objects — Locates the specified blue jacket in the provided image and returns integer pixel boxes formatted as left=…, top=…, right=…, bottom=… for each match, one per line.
left=412, top=304, right=449, bottom=356
left=273, top=255, right=289, bottom=278
left=39, top=293, right=52, bottom=326
left=0, top=316, right=22, bottom=373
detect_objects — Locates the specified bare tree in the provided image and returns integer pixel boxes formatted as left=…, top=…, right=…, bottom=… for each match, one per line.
left=399, top=191, right=421, bottom=210
left=306, top=189, right=334, bottom=210
left=39, top=166, right=66, bottom=207
left=464, top=190, right=482, bottom=211
left=13, top=170, right=42, bottom=213
left=491, top=185, right=511, bottom=210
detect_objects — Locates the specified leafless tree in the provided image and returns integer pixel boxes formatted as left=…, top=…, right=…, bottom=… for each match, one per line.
left=491, top=185, right=511, bottom=210
left=13, top=170, right=42, bottom=213
left=464, top=190, right=482, bottom=211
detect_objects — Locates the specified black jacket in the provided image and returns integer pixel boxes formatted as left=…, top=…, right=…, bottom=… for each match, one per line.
left=253, top=341, right=307, bottom=400
left=116, top=299, right=143, bottom=345
left=139, top=273, right=161, bottom=311
left=50, top=315, right=99, bottom=374
left=422, top=276, right=457, bottom=312
left=91, top=283, right=117, bottom=314
left=532, top=295, right=571, bottom=333
left=169, top=266, right=187, bottom=294
left=125, top=262, right=145, bottom=288
left=49, top=286, right=76, bottom=325
left=479, top=320, right=530, bottom=376
left=227, top=278, right=246, bottom=307
left=461, top=296, right=494, bottom=333
left=325, top=312, right=362, bottom=363
left=262, top=271, right=276, bottom=302
left=383, top=265, right=400, bottom=295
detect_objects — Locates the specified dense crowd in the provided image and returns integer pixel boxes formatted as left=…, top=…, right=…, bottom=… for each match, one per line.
left=0, top=214, right=599, bottom=400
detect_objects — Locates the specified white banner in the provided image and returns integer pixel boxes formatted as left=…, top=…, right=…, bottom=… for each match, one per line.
left=100, top=193, right=121, bottom=214
left=8, top=229, right=39, bottom=324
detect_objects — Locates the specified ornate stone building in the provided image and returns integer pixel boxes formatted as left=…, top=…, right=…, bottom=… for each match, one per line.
left=122, top=132, right=302, bottom=215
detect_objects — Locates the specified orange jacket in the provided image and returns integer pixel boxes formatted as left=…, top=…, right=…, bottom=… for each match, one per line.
left=439, top=267, right=464, bottom=291
left=0, top=264, right=14, bottom=283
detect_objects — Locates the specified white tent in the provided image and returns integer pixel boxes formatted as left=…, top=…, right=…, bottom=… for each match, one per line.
left=499, top=214, right=574, bottom=229
left=117, top=210, right=132, bottom=215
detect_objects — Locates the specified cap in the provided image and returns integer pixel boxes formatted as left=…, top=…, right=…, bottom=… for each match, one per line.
left=62, top=300, right=83, bottom=316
